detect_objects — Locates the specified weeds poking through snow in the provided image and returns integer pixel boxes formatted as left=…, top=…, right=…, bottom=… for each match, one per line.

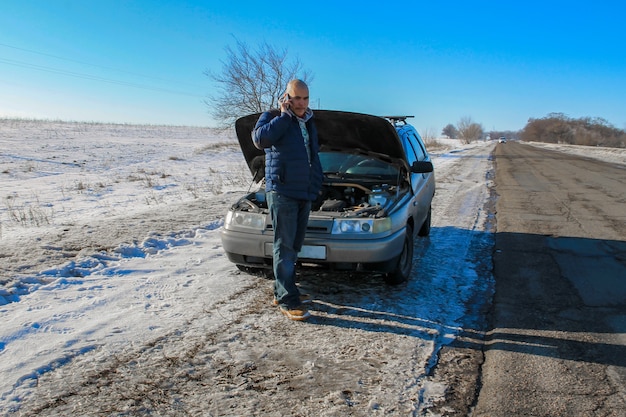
left=3, top=195, right=53, bottom=227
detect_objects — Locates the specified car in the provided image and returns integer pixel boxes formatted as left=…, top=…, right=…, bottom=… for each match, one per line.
left=220, top=110, right=435, bottom=284
left=498, top=137, right=507, bottom=143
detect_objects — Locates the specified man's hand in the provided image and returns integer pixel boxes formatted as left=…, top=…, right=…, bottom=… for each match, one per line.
left=279, top=93, right=291, bottom=113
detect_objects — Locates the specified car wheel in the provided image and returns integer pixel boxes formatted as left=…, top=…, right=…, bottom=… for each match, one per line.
left=385, top=224, right=414, bottom=285
left=417, top=206, right=432, bottom=237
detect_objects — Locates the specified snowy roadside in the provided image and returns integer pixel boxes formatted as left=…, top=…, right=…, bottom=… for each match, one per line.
left=523, top=140, right=626, bottom=165
left=1, top=120, right=622, bottom=415
left=1, top=121, right=247, bottom=406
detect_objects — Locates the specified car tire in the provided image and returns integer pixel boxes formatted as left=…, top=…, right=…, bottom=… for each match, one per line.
left=385, top=224, right=414, bottom=285
left=417, top=206, right=432, bottom=237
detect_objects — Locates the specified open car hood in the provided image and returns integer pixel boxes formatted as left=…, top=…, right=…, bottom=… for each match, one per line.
left=235, top=110, right=406, bottom=179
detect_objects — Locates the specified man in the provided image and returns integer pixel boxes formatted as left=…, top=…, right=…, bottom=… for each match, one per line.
left=252, top=79, right=323, bottom=321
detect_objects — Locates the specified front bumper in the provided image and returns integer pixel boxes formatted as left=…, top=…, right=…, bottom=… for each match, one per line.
left=220, top=226, right=406, bottom=268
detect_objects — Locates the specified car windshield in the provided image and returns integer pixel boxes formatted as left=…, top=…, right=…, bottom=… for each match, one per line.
left=319, top=151, right=399, bottom=179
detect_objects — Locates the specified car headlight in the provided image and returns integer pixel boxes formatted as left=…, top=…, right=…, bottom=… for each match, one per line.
left=331, top=218, right=392, bottom=234
left=225, top=211, right=266, bottom=231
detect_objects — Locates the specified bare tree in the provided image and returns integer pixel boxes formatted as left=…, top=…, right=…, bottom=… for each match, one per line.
left=419, top=127, right=436, bottom=140
left=205, top=39, right=313, bottom=126
left=457, top=116, right=484, bottom=144
left=442, top=123, right=458, bottom=139
left=521, top=113, right=625, bottom=147
left=420, top=127, right=442, bottom=150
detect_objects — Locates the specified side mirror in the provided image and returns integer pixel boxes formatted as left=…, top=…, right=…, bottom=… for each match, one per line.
left=411, top=161, right=434, bottom=174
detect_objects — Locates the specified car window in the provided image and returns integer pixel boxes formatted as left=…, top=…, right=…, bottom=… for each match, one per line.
left=400, top=132, right=418, bottom=165
left=409, top=133, right=427, bottom=161
left=319, top=152, right=398, bottom=178
left=319, top=152, right=347, bottom=173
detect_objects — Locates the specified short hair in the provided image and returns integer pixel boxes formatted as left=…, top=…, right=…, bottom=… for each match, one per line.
left=286, top=79, right=308, bottom=92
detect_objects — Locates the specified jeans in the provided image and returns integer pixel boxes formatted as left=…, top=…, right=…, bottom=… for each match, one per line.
left=266, top=191, right=311, bottom=308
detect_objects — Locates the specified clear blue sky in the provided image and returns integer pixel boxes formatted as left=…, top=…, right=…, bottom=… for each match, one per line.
left=1, top=1, right=625, bottom=132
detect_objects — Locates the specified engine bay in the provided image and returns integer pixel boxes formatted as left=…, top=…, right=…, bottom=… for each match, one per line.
left=233, top=180, right=406, bottom=219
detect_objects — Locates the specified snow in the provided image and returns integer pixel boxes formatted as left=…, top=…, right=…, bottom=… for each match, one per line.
left=1, top=120, right=248, bottom=405
left=1, top=120, right=624, bottom=415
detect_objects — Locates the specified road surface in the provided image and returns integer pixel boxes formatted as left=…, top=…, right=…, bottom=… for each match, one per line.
left=474, top=141, right=626, bottom=416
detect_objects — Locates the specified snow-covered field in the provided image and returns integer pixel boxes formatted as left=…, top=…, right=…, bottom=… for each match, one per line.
left=1, top=119, right=624, bottom=415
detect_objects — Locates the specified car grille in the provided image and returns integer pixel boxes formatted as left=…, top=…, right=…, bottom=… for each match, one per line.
left=265, top=219, right=333, bottom=234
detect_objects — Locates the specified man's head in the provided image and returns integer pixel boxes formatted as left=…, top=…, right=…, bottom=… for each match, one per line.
left=285, top=79, right=310, bottom=118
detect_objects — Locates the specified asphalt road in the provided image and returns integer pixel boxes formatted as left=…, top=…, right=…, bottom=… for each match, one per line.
left=473, top=142, right=626, bottom=416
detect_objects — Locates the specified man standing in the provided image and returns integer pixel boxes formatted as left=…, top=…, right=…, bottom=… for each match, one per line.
left=252, top=79, right=323, bottom=321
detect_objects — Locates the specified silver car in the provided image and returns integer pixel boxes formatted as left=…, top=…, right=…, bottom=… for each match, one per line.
left=221, top=110, right=435, bottom=284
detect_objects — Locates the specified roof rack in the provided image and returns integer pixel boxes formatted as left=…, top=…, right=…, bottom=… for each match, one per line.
left=383, top=115, right=414, bottom=125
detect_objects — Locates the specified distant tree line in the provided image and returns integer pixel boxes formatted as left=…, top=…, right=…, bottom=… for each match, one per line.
left=488, top=129, right=520, bottom=141
left=442, top=118, right=513, bottom=143
left=442, top=117, right=484, bottom=144
left=520, top=113, right=625, bottom=148
left=442, top=113, right=625, bottom=148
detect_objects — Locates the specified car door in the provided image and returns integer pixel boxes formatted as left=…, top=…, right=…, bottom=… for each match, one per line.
left=400, top=129, right=434, bottom=224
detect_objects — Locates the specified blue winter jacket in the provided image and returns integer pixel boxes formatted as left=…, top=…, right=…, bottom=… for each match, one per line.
left=252, top=109, right=323, bottom=201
